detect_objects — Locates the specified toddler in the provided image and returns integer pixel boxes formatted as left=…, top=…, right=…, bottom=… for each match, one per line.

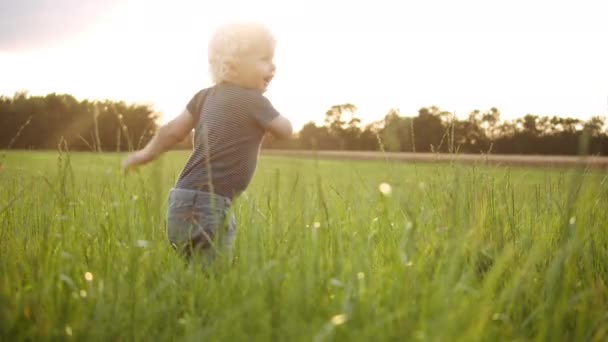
left=121, top=22, right=293, bottom=265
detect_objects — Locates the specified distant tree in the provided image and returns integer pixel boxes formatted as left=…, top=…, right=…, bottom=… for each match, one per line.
left=0, top=92, right=159, bottom=151
left=358, top=124, right=380, bottom=151
left=481, top=107, right=501, bottom=141
left=412, top=107, right=448, bottom=152
left=324, top=103, right=360, bottom=150
left=584, top=116, right=606, bottom=137
left=377, top=109, right=413, bottom=152
left=297, top=121, right=335, bottom=150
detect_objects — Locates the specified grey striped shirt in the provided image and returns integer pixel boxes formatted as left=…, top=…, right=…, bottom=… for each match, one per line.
left=175, top=83, right=280, bottom=199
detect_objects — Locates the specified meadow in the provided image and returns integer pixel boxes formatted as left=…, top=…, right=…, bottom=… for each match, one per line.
left=1, top=150, right=607, bottom=341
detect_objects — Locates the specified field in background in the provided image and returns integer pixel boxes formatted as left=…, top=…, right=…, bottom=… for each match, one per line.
left=1, top=151, right=607, bottom=341
left=262, top=149, right=608, bottom=169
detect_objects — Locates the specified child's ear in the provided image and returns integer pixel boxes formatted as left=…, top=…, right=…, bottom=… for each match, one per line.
left=222, top=60, right=238, bottom=80
left=224, top=58, right=239, bottom=74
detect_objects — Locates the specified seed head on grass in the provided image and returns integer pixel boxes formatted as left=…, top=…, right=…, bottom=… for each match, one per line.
left=135, top=240, right=150, bottom=248
left=379, top=182, right=392, bottom=196
left=331, top=314, right=347, bottom=326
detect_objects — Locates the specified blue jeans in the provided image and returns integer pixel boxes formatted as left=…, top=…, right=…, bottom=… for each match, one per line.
left=166, top=188, right=236, bottom=265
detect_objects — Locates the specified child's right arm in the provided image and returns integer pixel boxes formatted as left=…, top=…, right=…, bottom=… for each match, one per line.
left=121, top=109, right=194, bottom=171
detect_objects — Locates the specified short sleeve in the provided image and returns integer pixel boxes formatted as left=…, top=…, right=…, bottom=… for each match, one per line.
left=249, top=93, right=280, bottom=128
left=186, top=89, right=208, bottom=125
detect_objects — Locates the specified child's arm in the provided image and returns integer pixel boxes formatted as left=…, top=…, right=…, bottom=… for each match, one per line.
left=266, top=115, right=293, bottom=139
left=121, top=109, right=194, bottom=171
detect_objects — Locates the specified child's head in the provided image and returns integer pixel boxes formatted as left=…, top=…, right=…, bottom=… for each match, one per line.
left=208, top=22, right=276, bottom=92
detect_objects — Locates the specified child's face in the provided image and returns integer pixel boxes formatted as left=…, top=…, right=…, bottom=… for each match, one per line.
left=232, top=46, right=275, bottom=92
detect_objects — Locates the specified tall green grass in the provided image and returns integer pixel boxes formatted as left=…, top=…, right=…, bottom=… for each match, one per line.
left=1, top=151, right=607, bottom=341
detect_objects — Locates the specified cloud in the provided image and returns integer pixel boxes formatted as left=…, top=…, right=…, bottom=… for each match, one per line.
left=0, top=0, right=120, bottom=51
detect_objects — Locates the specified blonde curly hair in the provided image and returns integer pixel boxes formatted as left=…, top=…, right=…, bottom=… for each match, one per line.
left=208, top=22, right=276, bottom=84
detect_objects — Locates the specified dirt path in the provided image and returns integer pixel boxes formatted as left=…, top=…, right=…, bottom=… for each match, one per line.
left=262, top=149, right=608, bottom=169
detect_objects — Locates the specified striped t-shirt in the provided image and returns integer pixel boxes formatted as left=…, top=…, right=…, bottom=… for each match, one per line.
left=175, top=83, right=280, bottom=199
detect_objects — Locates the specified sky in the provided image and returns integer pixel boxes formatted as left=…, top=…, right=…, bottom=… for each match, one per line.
left=1, top=0, right=607, bottom=130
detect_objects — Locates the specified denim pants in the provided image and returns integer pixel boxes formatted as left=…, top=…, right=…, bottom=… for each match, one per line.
left=166, top=188, right=236, bottom=264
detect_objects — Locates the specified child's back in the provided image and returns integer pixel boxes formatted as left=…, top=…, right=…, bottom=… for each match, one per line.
left=176, top=83, right=282, bottom=200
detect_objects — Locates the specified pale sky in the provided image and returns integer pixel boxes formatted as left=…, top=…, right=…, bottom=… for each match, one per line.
left=1, top=0, right=607, bottom=130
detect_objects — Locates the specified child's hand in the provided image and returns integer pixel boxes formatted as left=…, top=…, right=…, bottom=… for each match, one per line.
left=121, top=150, right=150, bottom=173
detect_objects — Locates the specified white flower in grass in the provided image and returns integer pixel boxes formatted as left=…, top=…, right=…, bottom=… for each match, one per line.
left=331, top=314, right=347, bottom=326
left=492, top=313, right=508, bottom=321
left=84, top=272, right=93, bottom=282
left=378, top=182, right=392, bottom=196
left=357, top=272, right=365, bottom=280
left=329, top=278, right=343, bottom=287
left=136, top=240, right=150, bottom=248
left=569, top=216, right=576, bottom=225
left=65, top=325, right=73, bottom=336
left=60, top=251, right=72, bottom=259
left=313, top=222, right=321, bottom=229
left=79, top=290, right=87, bottom=298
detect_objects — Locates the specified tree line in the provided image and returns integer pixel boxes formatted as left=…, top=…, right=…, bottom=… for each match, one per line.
left=263, top=104, right=608, bottom=155
left=1, top=92, right=607, bottom=155
left=1, top=92, right=158, bottom=151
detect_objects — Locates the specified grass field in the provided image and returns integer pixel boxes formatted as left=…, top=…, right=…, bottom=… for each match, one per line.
left=1, top=150, right=607, bottom=341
